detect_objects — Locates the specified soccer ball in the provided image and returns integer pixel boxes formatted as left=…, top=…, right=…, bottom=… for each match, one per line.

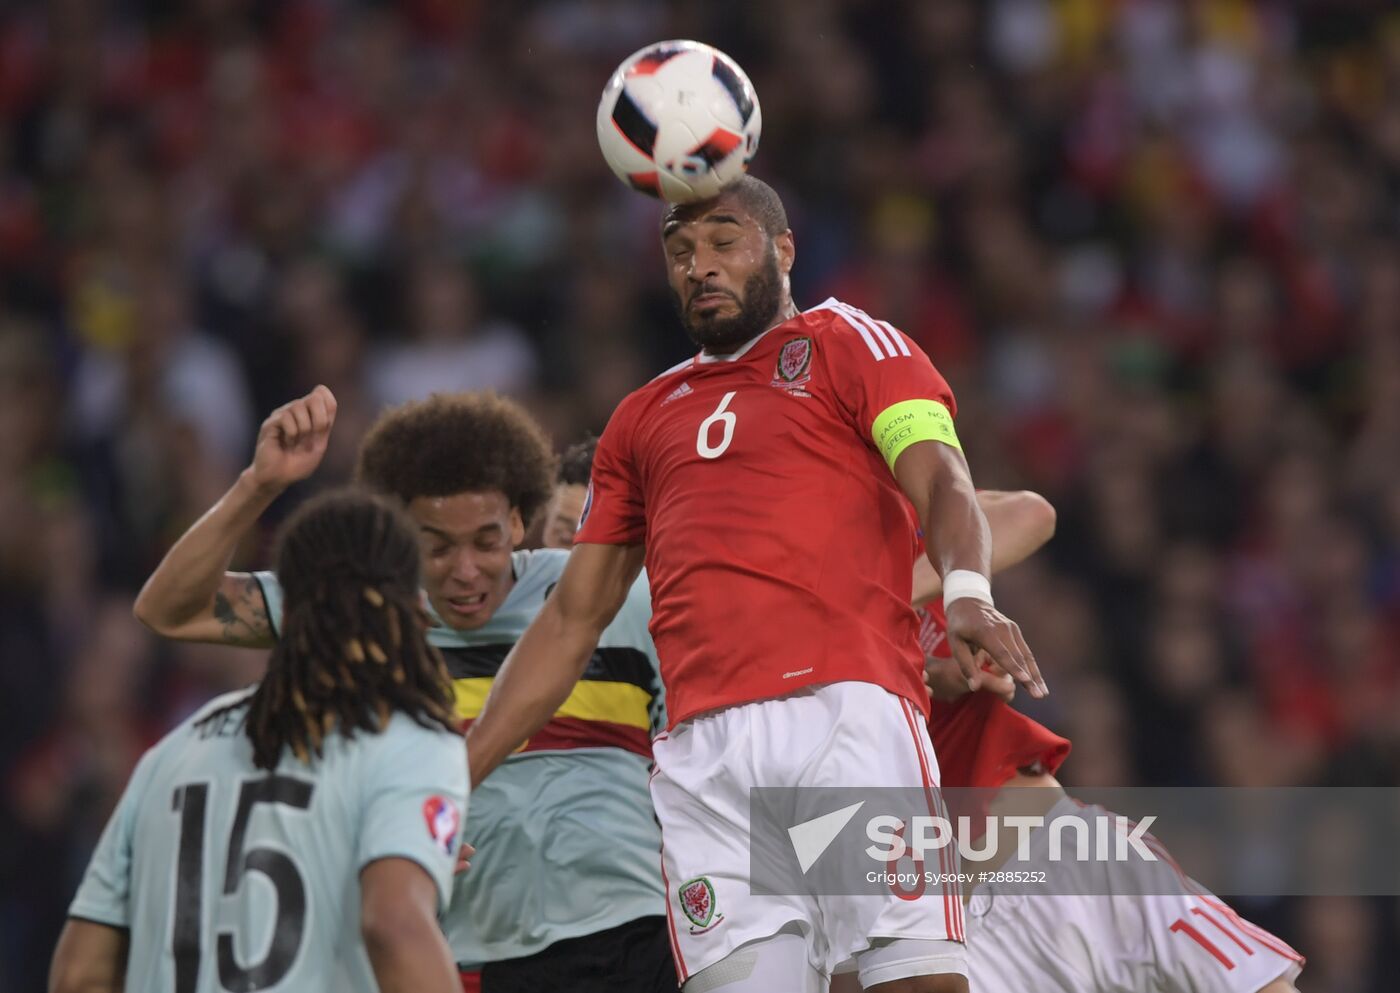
left=596, top=40, right=762, bottom=203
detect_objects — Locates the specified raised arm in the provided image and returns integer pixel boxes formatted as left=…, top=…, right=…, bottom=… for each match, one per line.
left=895, top=441, right=1048, bottom=698
left=912, top=490, right=1057, bottom=606
left=132, top=386, right=337, bottom=646
left=465, top=541, right=644, bottom=786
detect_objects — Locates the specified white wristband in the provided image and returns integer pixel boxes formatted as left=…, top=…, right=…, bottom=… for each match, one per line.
left=943, top=570, right=993, bottom=609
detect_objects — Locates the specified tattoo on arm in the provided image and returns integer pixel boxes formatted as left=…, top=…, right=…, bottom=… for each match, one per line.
left=212, top=576, right=273, bottom=645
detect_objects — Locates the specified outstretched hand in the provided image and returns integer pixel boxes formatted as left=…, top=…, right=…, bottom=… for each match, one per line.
left=944, top=598, right=1047, bottom=699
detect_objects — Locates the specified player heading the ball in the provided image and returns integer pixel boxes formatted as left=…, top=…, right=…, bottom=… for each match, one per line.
left=467, top=175, right=1045, bottom=993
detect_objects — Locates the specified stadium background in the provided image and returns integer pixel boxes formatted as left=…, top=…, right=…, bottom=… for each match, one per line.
left=1, top=0, right=1397, bottom=989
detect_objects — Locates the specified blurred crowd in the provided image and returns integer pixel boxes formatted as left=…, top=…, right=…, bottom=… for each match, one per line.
left=1, top=0, right=1398, bottom=989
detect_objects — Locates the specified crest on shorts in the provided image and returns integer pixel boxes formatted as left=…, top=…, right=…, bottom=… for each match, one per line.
left=772, top=336, right=813, bottom=387
left=678, top=876, right=722, bottom=931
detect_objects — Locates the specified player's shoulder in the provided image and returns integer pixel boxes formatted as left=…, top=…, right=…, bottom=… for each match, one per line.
left=134, top=687, right=258, bottom=791
left=506, top=547, right=567, bottom=606
left=371, top=710, right=465, bottom=750
left=514, top=546, right=568, bottom=582
left=802, top=297, right=915, bottom=361
left=349, top=711, right=466, bottom=781
left=164, top=686, right=256, bottom=748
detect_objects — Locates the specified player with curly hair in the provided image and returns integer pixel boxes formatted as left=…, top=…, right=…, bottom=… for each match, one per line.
left=134, top=386, right=672, bottom=992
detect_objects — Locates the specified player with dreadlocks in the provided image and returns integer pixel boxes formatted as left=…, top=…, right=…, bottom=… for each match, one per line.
left=52, top=489, right=468, bottom=993
left=132, top=385, right=672, bottom=992
left=241, top=489, right=460, bottom=769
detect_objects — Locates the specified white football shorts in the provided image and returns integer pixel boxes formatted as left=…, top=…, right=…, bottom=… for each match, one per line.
left=966, top=796, right=1304, bottom=992
left=649, top=680, right=966, bottom=984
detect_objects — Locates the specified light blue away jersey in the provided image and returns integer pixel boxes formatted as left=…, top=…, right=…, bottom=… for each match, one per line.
left=255, top=548, right=666, bottom=965
left=69, top=688, right=468, bottom=992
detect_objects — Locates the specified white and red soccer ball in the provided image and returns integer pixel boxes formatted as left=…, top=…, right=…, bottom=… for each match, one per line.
left=597, top=40, right=762, bottom=203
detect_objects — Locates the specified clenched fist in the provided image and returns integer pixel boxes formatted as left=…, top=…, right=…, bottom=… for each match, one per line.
left=247, top=385, right=338, bottom=494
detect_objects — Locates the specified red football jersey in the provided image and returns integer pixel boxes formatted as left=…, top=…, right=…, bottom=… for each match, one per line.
left=920, top=602, right=1071, bottom=789
left=576, top=298, right=954, bottom=727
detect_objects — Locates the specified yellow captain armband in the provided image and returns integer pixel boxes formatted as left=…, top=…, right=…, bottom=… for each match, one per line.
left=871, top=399, right=961, bottom=471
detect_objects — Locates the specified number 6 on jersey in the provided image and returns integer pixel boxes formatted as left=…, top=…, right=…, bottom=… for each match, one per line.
left=697, top=391, right=738, bottom=459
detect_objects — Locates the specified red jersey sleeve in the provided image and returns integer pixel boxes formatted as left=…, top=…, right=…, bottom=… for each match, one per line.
left=818, top=302, right=959, bottom=469
left=574, top=398, right=646, bottom=545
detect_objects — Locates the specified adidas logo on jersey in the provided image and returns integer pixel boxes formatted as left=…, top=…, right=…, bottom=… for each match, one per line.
left=662, top=382, right=694, bottom=406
